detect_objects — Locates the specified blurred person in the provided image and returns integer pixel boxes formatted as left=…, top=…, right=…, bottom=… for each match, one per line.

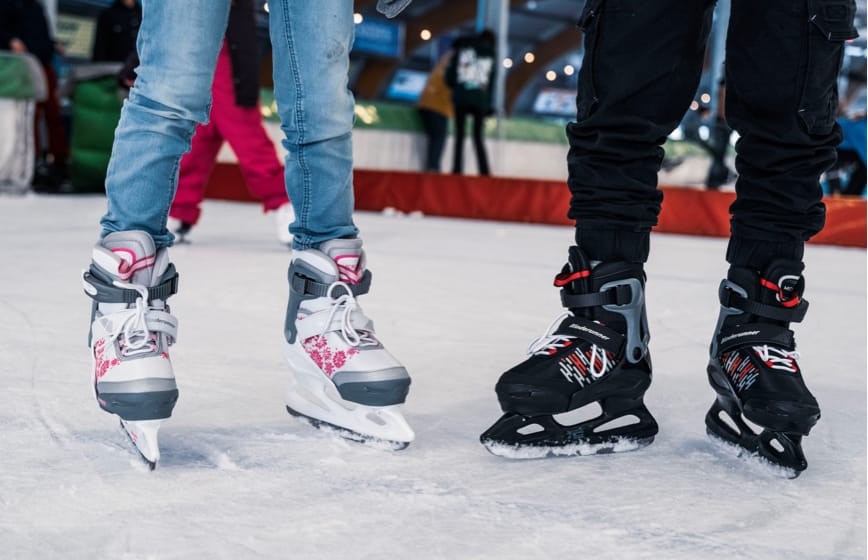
left=0, top=0, right=69, bottom=189
left=480, top=0, right=857, bottom=478
left=92, top=0, right=141, bottom=63
left=446, top=29, right=496, bottom=176
left=416, top=50, right=453, bottom=172
left=81, top=0, right=415, bottom=469
left=826, top=67, right=866, bottom=195
left=168, top=0, right=293, bottom=244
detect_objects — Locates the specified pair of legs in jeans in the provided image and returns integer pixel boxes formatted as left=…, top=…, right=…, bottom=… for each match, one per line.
left=85, top=0, right=413, bottom=467
left=482, top=0, right=855, bottom=476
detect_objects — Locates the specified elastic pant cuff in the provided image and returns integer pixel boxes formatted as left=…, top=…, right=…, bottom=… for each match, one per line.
left=574, top=227, right=650, bottom=264
left=726, top=236, right=805, bottom=269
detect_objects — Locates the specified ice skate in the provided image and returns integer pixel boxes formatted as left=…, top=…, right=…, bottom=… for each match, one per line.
left=83, top=231, right=180, bottom=469
left=481, top=247, right=658, bottom=458
left=706, top=260, right=820, bottom=478
left=283, top=238, right=413, bottom=449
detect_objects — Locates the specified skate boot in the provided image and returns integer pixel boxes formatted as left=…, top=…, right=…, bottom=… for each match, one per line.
left=480, top=246, right=658, bottom=458
left=82, top=231, right=180, bottom=469
left=283, top=238, right=413, bottom=449
left=706, top=260, right=819, bottom=477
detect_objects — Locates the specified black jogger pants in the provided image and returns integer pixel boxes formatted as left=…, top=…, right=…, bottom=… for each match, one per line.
left=567, top=0, right=857, bottom=268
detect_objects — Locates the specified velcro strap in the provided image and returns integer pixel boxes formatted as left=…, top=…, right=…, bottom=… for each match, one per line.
left=560, top=316, right=624, bottom=355
left=294, top=307, right=373, bottom=342
left=83, top=266, right=179, bottom=304
left=719, top=286, right=808, bottom=323
left=716, top=323, right=795, bottom=354
left=145, top=309, right=179, bottom=340
left=291, top=269, right=372, bottom=298
left=560, top=283, right=632, bottom=309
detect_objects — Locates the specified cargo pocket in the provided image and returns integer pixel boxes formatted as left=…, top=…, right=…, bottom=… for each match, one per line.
left=576, top=0, right=606, bottom=120
left=797, top=0, right=858, bottom=135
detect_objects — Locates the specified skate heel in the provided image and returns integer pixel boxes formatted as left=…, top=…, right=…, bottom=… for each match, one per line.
left=97, top=381, right=179, bottom=421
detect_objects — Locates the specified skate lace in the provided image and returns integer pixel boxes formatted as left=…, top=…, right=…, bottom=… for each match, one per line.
left=324, top=282, right=378, bottom=348
left=527, top=311, right=612, bottom=378
left=754, top=345, right=800, bottom=373
left=101, top=280, right=157, bottom=357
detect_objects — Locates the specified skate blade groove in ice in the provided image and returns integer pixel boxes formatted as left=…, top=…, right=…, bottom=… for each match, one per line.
left=706, top=431, right=798, bottom=479
left=286, top=406, right=410, bottom=451
left=119, top=419, right=162, bottom=470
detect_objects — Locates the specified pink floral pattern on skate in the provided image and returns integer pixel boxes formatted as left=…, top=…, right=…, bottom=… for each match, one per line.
left=302, top=335, right=358, bottom=377
left=93, top=339, right=119, bottom=379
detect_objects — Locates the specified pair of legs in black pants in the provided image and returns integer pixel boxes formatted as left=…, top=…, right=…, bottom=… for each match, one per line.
left=481, top=0, right=856, bottom=475
left=452, top=105, right=490, bottom=175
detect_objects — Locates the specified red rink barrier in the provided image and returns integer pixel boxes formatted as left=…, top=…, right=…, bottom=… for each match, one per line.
left=207, top=164, right=866, bottom=248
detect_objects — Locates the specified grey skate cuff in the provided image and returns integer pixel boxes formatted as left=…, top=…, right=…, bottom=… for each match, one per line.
left=83, top=264, right=179, bottom=304
left=716, top=324, right=795, bottom=354
left=718, top=281, right=808, bottom=323
left=290, top=269, right=372, bottom=298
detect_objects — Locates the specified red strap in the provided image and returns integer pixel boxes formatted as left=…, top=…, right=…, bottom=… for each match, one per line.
left=554, top=269, right=590, bottom=287
left=760, top=277, right=801, bottom=308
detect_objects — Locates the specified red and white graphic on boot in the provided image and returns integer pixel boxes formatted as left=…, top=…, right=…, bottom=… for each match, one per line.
left=301, top=335, right=359, bottom=377
left=334, top=254, right=362, bottom=285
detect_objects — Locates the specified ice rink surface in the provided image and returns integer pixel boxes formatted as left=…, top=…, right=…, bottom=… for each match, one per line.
left=0, top=195, right=865, bottom=559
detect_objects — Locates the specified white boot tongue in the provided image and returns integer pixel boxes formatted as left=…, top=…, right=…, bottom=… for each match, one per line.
left=319, top=238, right=364, bottom=285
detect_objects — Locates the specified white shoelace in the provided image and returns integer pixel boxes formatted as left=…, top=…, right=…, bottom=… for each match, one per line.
left=754, top=345, right=800, bottom=373
left=527, top=311, right=612, bottom=378
left=100, top=280, right=157, bottom=357
left=323, top=282, right=378, bottom=348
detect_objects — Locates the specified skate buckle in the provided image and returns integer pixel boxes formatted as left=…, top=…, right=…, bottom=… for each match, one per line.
left=601, top=278, right=648, bottom=364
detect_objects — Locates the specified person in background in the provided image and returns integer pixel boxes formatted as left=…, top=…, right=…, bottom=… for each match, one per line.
left=0, top=0, right=69, bottom=189
left=416, top=50, right=453, bottom=172
left=92, top=0, right=141, bottom=63
left=446, top=29, right=496, bottom=176
left=168, top=0, right=293, bottom=244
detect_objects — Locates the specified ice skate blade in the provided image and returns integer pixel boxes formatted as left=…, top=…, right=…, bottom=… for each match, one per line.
left=119, top=419, right=162, bottom=470
left=481, top=436, right=654, bottom=459
left=707, top=431, right=799, bottom=479
left=286, top=406, right=410, bottom=451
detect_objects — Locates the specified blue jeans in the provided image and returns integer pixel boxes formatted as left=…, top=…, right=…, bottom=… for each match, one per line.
left=99, top=0, right=358, bottom=250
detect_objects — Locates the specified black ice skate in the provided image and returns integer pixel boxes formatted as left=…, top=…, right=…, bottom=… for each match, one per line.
left=480, top=247, right=658, bottom=458
left=706, top=260, right=820, bottom=477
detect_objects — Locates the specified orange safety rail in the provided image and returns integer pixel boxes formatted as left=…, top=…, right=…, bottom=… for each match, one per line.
left=206, top=164, right=866, bottom=248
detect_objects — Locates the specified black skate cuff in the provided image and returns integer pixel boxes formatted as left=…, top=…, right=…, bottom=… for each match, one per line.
left=716, top=324, right=795, bottom=354
left=83, top=265, right=179, bottom=304
left=719, top=282, right=808, bottom=323
left=290, top=269, right=372, bottom=298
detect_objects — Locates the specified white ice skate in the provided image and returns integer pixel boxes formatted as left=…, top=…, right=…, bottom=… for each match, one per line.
left=83, top=231, right=180, bottom=469
left=283, top=238, right=414, bottom=449
left=274, top=202, right=295, bottom=246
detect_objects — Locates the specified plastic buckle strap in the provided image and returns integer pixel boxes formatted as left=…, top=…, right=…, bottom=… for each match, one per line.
left=560, top=283, right=631, bottom=309
left=719, top=286, right=808, bottom=323
left=83, top=268, right=179, bottom=304
left=291, top=269, right=373, bottom=298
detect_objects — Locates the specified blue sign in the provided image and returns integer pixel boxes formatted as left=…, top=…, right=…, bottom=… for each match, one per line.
left=353, top=18, right=404, bottom=58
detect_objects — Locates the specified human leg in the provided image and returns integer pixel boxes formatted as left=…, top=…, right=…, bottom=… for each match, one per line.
left=705, top=0, right=857, bottom=475
left=481, top=0, right=715, bottom=457
left=169, top=120, right=223, bottom=227
left=84, top=0, right=230, bottom=466
left=452, top=106, right=468, bottom=174
left=269, top=0, right=413, bottom=447
left=470, top=108, right=490, bottom=175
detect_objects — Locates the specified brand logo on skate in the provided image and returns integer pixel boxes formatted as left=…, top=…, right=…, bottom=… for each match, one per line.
left=720, top=331, right=760, bottom=345
left=569, top=323, right=609, bottom=340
